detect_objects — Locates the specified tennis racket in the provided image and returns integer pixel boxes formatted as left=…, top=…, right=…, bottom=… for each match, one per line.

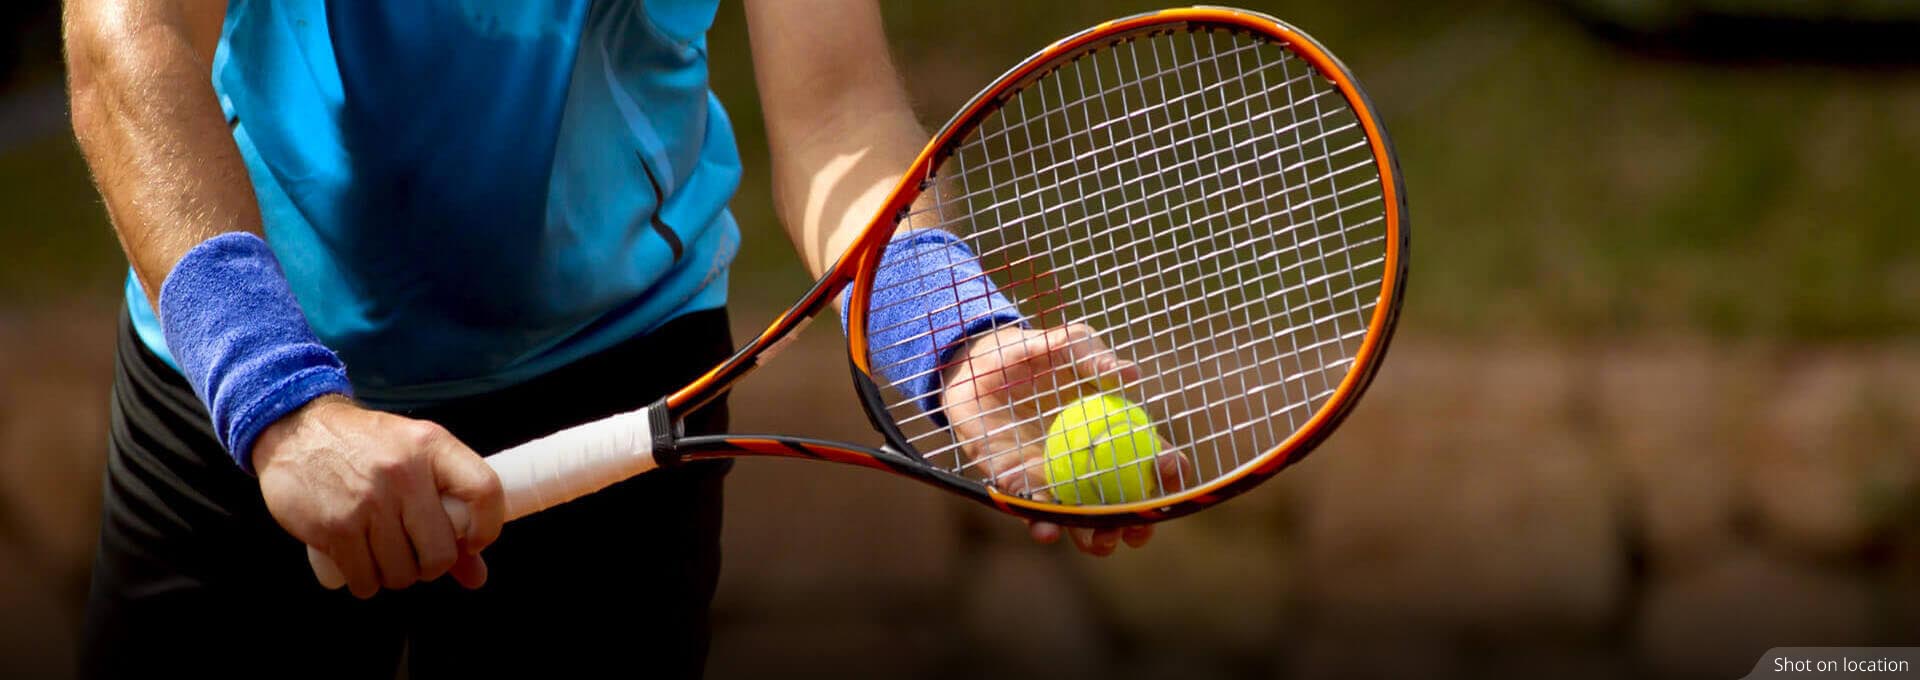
left=310, top=6, right=1408, bottom=587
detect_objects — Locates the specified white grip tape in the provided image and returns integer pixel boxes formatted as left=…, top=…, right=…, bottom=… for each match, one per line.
left=308, top=407, right=658, bottom=589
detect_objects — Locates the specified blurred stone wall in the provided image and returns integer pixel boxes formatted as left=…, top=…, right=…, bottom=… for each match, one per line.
left=712, top=325, right=1920, bottom=680
left=3, top=309, right=1915, bottom=679
left=0, top=310, right=113, bottom=679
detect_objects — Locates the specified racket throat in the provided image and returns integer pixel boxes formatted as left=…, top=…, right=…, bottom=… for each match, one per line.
left=849, top=361, right=926, bottom=463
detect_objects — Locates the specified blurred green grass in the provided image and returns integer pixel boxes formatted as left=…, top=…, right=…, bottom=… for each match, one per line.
left=0, top=131, right=122, bottom=306
left=5, top=0, right=1917, bottom=341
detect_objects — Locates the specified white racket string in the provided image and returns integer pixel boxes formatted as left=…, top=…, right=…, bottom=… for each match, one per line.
left=865, top=29, right=1391, bottom=503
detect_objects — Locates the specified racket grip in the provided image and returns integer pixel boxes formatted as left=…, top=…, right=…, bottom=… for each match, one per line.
left=307, top=407, right=661, bottom=589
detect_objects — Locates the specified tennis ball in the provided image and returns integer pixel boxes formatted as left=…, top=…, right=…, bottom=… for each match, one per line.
left=1043, top=394, right=1161, bottom=505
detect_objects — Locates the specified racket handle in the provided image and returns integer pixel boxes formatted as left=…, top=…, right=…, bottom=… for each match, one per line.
left=307, top=407, right=661, bottom=589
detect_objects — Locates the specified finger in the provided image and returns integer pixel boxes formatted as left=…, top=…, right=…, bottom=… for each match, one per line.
left=1001, top=455, right=1051, bottom=497
left=1050, top=324, right=1137, bottom=388
left=976, top=428, right=1046, bottom=490
left=450, top=552, right=489, bottom=590
left=1156, top=446, right=1195, bottom=493
left=1068, top=527, right=1095, bottom=553
left=1003, top=324, right=1086, bottom=385
left=1049, top=324, right=1107, bottom=375
left=429, top=435, right=504, bottom=553
left=1028, top=520, right=1061, bottom=545
left=399, top=460, right=459, bottom=582
left=1121, top=525, right=1154, bottom=548
left=984, top=453, right=1025, bottom=490
left=368, top=509, right=419, bottom=590
left=334, top=535, right=381, bottom=600
left=1085, top=528, right=1121, bottom=556
left=1021, top=486, right=1064, bottom=546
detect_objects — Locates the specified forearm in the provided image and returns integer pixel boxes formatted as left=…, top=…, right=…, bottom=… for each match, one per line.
left=745, top=0, right=929, bottom=278
left=67, top=1, right=354, bottom=470
left=66, top=0, right=260, bottom=306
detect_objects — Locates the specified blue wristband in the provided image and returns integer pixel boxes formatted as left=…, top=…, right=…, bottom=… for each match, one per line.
left=840, top=230, right=1026, bottom=425
left=158, top=232, right=353, bottom=473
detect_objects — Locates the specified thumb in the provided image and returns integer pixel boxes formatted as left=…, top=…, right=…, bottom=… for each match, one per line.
left=430, top=437, right=505, bottom=554
left=450, top=552, right=489, bottom=590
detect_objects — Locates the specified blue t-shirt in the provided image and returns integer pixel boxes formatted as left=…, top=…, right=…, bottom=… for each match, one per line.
left=127, top=0, right=741, bottom=407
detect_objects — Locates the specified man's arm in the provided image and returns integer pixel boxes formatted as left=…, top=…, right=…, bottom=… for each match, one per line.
left=743, top=0, right=1157, bottom=556
left=65, top=0, right=251, bottom=294
left=65, top=0, right=504, bottom=597
left=743, top=0, right=928, bottom=277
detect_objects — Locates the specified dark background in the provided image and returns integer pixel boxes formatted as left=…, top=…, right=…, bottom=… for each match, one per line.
left=3, top=1, right=1918, bottom=678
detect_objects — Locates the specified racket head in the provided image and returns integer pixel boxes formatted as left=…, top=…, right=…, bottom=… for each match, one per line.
left=843, top=7, right=1408, bottom=526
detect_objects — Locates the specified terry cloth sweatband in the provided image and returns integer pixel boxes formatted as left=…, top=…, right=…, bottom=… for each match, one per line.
left=839, top=229, right=1027, bottom=426
left=158, top=232, right=353, bottom=474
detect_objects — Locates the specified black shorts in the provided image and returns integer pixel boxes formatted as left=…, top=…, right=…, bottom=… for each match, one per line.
left=81, top=308, right=735, bottom=679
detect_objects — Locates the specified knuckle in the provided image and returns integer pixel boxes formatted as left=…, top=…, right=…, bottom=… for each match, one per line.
left=345, top=490, right=384, bottom=519
left=366, top=448, right=412, bottom=477
left=403, top=420, right=447, bottom=447
left=318, top=513, right=360, bottom=541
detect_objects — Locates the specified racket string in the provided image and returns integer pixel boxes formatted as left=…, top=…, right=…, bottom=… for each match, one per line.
left=867, top=189, right=1384, bottom=390
left=862, top=139, right=1377, bottom=353
left=952, top=40, right=1269, bottom=161
left=916, top=85, right=1353, bottom=251
left=911, top=285, right=1380, bottom=465
left=1270, top=41, right=1347, bottom=413
left=880, top=120, right=1374, bottom=328
left=913, top=30, right=1367, bottom=472
left=930, top=67, right=1330, bottom=214
left=865, top=28, right=1390, bottom=504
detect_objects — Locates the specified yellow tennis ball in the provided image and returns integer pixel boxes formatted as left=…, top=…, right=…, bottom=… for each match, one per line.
left=1043, top=394, right=1161, bottom=505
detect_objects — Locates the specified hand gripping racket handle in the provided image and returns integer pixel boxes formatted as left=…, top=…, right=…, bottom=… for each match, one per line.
left=307, top=407, right=661, bottom=589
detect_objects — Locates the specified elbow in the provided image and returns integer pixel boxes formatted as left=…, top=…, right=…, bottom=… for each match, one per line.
left=65, top=59, right=107, bottom=154
left=62, top=0, right=126, bottom=91
left=65, top=39, right=101, bottom=112
left=62, top=4, right=178, bottom=146
left=64, top=44, right=116, bottom=154
left=63, top=8, right=126, bottom=143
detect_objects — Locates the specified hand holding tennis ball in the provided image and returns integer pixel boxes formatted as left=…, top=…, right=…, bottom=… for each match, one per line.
left=941, top=323, right=1179, bottom=554
left=1043, top=394, right=1162, bottom=505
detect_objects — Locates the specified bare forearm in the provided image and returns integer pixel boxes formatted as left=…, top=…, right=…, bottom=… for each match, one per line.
left=66, top=0, right=258, bottom=306
left=745, top=0, right=929, bottom=278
